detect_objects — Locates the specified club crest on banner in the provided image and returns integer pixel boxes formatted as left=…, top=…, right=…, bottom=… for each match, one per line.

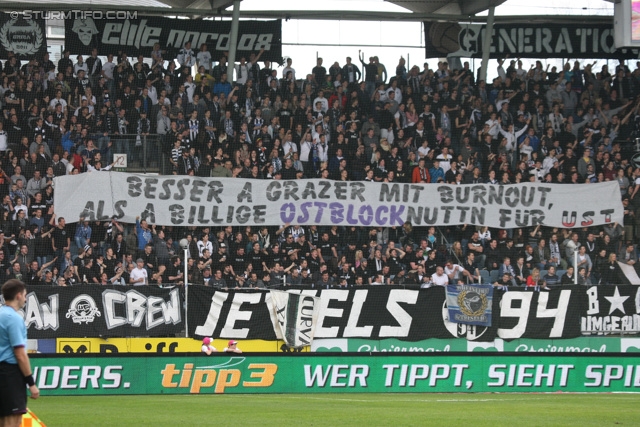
left=0, top=17, right=43, bottom=56
left=66, top=295, right=101, bottom=324
left=442, top=300, right=490, bottom=340
left=446, top=284, right=493, bottom=328
left=458, top=289, right=488, bottom=317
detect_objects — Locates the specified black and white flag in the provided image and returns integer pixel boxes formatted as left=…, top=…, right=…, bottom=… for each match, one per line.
left=0, top=13, right=47, bottom=59
left=270, top=290, right=320, bottom=349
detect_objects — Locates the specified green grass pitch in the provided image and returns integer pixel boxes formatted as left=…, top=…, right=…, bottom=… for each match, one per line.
left=28, top=393, right=640, bottom=426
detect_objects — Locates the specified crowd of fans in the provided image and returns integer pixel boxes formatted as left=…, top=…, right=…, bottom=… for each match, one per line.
left=0, top=39, right=638, bottom=289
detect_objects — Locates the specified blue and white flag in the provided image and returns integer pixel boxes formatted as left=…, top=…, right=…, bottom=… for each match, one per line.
left=446, top=284, right=493, bottom=327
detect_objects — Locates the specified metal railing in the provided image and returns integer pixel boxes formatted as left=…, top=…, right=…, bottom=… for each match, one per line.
left=101, top=133, right=168, bottom=174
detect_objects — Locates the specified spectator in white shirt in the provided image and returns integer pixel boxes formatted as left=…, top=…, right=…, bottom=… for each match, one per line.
left=444, top=260, right=473, bottom=284
left=197, top=234, right=214, bottom=257
left=485, top=113, right=501, bottom=139
left=130, top=258, right=148, bottom=286
left=196, top=43, right=212, bottom=72
left=431, top=266, right=449, bottom=286
left=282, top=58, right=296, bottom=81
left=313, top=90, right=329, bottom=113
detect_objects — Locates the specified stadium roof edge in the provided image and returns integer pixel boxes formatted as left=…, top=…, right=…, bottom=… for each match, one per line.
left=0, top=2, right=614, bottom=23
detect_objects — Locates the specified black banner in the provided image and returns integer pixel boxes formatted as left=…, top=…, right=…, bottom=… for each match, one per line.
left=12, top=285, right=635, bottom=340
left=188, top=286, right=593, bottom=342
left=0, top=13, right=48, bottom=59
left=424, top=22, right=640, bottom=59
left=65, top=16, right=282, bottom=62
left=497, top=288, right=583, bottom=340
left=12, top=285, right=184, bottom=338
left=581, top=285, right=640, bottom=334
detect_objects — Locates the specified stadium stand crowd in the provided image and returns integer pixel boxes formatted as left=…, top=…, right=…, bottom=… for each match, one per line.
left=0, top=42, right=638, bottom=289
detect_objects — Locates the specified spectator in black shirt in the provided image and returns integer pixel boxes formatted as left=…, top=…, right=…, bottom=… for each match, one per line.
left=424, top=250, right=439, bottom=276
left=22, top=261, right=38, bottom=285
left=467, top=232, right=486, bottom=269
left=293, top=269, right=311, bottom=286
left=318, top=232, right=337, bottom=265
left=408, top=248, right=426, bottom=271
left=141, top=244, right=157, bottom=276
left=50, top=216, right=70, bottom=268
left=307, top=248, right=322, bottom=274
left=338, top=263, right=354, bottom=284
left=353, top=258, right=370, bottom=282
left=280, top=158, right=297, bottom=180
left=281, top=233, right=297, bottom=255
left=223, top=264, right=236, bottom=287
left=248, top=242, right=266, bottom=273
left=212, top=243, right=229, bottom=271
left=560, top=266, right=575, bottom=285
left=485, top=239, right=502, bottom=271
left=600, top=253, right=624, bottom=285
left=0, top=249, right=8, bottom=284
left=165, top=256, right=184, bottom=284
left=111, top=233, right=127, bottom=260
left=513, top=256, right=529, bottom=286
left=231, top=247, right=247, bottom=275
left=295, top=234, right=312, bottom=261
left=343, top=242, right=358, bottom=266
left=386, top=248, right=405, bottom=277
left=406, top=264, right=429, bottom=285
left=462, top=252, right=480, bottom=280
left=79, top=258, right=98, bottom=284
left=266, top=244, right=284, bottom=269
left=315, top=270, right=334, bottom=288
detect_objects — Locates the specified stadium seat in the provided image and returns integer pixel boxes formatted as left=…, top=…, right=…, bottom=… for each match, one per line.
left=479, top=270, right=490, bottom=284
left=489, top=270, right=500, bottom=283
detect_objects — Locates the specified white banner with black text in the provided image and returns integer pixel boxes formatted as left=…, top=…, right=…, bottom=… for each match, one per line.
left=53, top=172, right=623, bottom=228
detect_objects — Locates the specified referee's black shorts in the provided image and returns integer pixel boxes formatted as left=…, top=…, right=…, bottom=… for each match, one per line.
left=0, top=362, right=27, bottom=417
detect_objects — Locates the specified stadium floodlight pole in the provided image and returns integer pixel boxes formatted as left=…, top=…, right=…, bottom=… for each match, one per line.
left=478, top=4, right=496, bottom=83
left=226, top=0, right=242, bottom=83
left=180, top=238, right=190, bottom=338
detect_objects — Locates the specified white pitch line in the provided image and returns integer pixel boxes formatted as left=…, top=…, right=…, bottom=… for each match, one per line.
left=152, top=394, right=640, bottom=403
left=282, top=396, right=546, bottom=403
